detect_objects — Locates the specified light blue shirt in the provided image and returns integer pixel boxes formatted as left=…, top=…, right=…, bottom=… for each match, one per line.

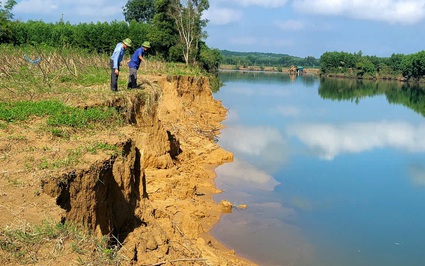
left=110, top=42, right=126, bottom=69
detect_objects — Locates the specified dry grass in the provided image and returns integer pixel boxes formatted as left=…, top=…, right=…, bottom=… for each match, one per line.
left=0, top=220, right=126, bottom=265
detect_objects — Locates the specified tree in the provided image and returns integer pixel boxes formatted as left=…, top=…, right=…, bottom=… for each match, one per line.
left=123, top=0, right=156, bottom=23
left=0, top=0, right=16, bottom=43
left=401, top=51, right=425, bottom=81
left=169, top=0, right=209, bottom=65
left=148, top=0, right=178, bottom=60
left=198, top=42, right=221, bottom=72
left=356, top=57, right=376, bottom=77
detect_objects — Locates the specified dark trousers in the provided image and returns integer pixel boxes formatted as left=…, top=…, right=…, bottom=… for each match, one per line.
left=110, top=59, right=119, bottom=91
left=128, top=68, right=138, bottom=89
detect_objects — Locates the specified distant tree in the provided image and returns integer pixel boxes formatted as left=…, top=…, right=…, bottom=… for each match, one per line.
left=401, top=51, right=425, bottom=81
left=388, top=53, right=405, bottom=73
left=168, top=0, right=209, bottom=65
left=304, top=56, right=317, bottom=67
left=356, top=57, right=376, bottom=77
left=0, top=0, right=16, bottom=43
left=148, top=0, right=178, bottom=60
left=123, top=0, right=156, bottom=23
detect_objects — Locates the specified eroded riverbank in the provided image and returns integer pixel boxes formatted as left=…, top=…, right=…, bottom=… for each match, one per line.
left=0, top=75, right=255, bottom=265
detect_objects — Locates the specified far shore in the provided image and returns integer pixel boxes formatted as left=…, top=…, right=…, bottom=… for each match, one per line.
left=219, top=64, right=321, bottom=75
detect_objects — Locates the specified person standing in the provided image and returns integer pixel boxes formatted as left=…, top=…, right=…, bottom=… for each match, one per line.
left=110, top=38, right=132, bottom=91
left=127, top=41, right=151, bottom=89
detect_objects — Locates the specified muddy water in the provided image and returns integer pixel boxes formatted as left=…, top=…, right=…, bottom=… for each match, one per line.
left=212, top=71, right=425, bottom=266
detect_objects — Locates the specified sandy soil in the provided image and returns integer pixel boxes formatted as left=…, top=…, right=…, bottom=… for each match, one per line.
left=0, top=75, right=256, bottom=265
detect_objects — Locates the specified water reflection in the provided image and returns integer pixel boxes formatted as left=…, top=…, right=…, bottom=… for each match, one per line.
left=287, top=121, right=425, bottom=160
left=219, top=70, right=317, bottom=86
left=213, top=73, right=425, bottom=266
left=218, top=125, right=288, bottom=171
left=319, top=78, right=425, bottom=117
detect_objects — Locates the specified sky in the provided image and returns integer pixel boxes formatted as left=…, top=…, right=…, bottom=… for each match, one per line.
left=10, top=0, right=425, bottom=58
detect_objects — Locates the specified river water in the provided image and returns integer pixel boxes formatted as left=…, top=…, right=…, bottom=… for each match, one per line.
left=212, top=71, right=425, bottom=266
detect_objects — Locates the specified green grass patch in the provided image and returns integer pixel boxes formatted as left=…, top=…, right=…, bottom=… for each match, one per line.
left=0, top=100, right=120, bottom=129
left=86, top=142, right=119, bottom=154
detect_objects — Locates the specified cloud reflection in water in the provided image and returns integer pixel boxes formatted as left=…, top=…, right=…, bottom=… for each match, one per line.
left=215, top=158, right=280, bottom=192
left=219, top=125, right=288, bottom=171
left=288, top=121, right=425, bottom=160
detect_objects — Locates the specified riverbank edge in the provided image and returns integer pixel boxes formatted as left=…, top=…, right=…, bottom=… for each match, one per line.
left=0, top=74, right=257, bottom=265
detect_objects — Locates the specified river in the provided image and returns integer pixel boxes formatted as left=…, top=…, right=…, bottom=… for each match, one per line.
left=212, top=71, right=425, bottom=266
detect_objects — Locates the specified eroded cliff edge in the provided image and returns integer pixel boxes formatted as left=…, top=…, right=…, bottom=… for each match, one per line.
left=7, top=75, right=254, bottom=265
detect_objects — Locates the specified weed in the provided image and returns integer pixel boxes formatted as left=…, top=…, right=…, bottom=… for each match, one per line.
left=0, top=220, right=125, bottom=265
left=86, top=142, right=118, bottom=155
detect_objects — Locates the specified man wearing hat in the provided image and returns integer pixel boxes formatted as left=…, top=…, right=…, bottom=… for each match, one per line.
left=110, top=38, right=132, bottom=91
left=127, top=41, right=151, bottom=89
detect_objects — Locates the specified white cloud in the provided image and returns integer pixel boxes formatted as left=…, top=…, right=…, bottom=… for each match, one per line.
left=293, top=0, right=425, bottom=25
left=287, top=121, right=425, bottom=160
left=204, top=7, right=242, bottom=25
left=215, top=158, right=280, bottom=191
left=219, top=125, right=288, bottom=172
left=220, top=125, right=286, bottom=158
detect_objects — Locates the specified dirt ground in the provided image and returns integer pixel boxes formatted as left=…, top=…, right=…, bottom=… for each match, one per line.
left=0, top=75, right=256, bottom=265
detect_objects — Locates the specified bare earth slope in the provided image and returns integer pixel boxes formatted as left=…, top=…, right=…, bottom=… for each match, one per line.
left=0, top=75, right=255, bottom=265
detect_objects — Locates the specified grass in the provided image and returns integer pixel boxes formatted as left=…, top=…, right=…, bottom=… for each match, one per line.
left=0, top=220, right=124, bottom=265
left=0, top=100, right=119, bottom=127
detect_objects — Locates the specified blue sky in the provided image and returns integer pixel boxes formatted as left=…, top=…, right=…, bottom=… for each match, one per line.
left=10, top=0, right=425, bottom=58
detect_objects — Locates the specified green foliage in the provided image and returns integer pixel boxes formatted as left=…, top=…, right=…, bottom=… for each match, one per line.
left=0, top=0, right=16, bottom=42
left=199, top=42, right=221, bottom=72
left=123, top=0, right=156, bottom=23
left=220, top=50, right=319, bottom=68
left=9, top=20, right=139, bottom=54
left=209, top=74, right=223, bottom=93
left=86, top=142, right=119, bottom=154
left=0, top=100, right=119, bottom=128
left=318, top=50, right=425, bottom=81
left=401, top=51, right=425, bottom=81
left=168, top=0, right=210, bottom=65
left=146, top=0, right=178, bottom=60
left=320, top=51, right=360, bottom=74
left=3, top=0, right=216, bottom=72
left=356, top=57, right=376, bottom=77
left=319, top=76, right=425, bottom=117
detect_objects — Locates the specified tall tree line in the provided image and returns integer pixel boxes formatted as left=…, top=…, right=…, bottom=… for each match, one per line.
left=1, top=0, right=221, bottom=72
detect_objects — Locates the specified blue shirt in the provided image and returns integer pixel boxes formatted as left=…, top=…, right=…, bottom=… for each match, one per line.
left=128, top=47, right=145, bottom=70
left=110, top=42, right=126, bottom=69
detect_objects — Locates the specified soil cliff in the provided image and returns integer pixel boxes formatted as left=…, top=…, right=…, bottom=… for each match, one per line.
left=0, top=75, right=255, bottom=265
